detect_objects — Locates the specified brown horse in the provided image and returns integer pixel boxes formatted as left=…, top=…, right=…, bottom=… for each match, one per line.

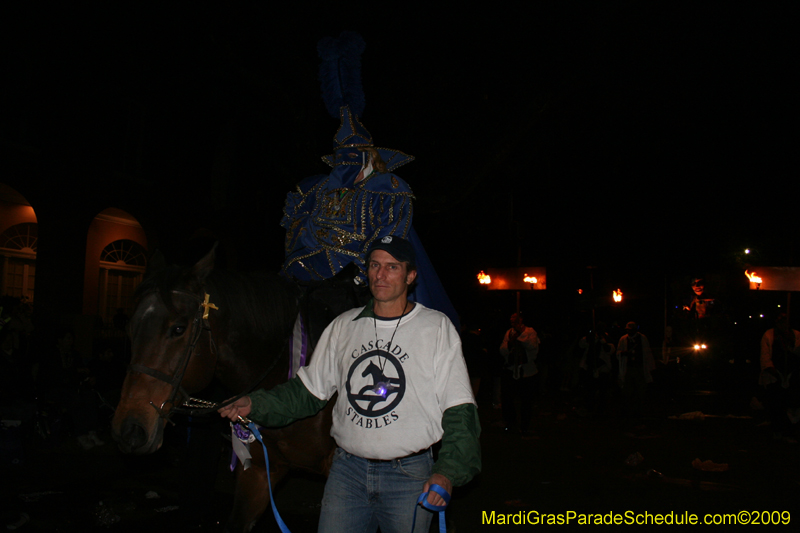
left=111, top=248, right=338, bottom=532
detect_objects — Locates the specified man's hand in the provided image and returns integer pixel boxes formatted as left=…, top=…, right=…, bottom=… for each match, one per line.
left=218, top=396, right=252, bottom=421
left=422, top=473, right=452, bottom=507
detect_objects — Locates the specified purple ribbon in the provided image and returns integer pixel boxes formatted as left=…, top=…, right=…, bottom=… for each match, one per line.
left=288, top=313, right=309, bottom=379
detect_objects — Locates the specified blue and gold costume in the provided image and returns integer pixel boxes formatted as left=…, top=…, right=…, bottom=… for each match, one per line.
left=281, top=148, right=415, bottom=283
left=280, top=32, right=458, bottom=330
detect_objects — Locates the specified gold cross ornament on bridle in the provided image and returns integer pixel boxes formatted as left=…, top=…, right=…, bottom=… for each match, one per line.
left=201, top=293, right=219, bottom=319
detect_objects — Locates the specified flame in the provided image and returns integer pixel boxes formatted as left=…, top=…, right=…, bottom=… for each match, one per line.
left=477, top=271, right=491, bottom=285
left=523, top=274, right=538, bottom=284
left=613, top=289, right=623, bottom=302
left=578, top=289, right=583, bottom=295
left=745, top=270, right=762, bottom=283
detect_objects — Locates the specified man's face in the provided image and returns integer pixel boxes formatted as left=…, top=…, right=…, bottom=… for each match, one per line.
left=510, top=314, right=524, bottom=332
left=368, top=249, right=417, bottom=305
left=692, top=281, right=704, bottom=296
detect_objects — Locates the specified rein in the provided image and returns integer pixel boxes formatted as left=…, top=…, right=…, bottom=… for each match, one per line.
left=127, top=289, right=287, bottom=424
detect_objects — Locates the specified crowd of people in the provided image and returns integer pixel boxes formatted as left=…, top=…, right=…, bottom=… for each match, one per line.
left=459, top=311, right=660, bottom=430
left=456, top=301, right=800, bottom=444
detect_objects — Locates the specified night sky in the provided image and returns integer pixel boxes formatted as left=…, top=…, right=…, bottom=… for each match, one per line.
left=2, top=4, right=794, bottom=331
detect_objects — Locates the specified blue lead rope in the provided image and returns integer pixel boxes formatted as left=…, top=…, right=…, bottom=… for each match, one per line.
left=248, top=420, right=449, bottom=533
left=412, top=484, right=450, bottom=533
left=248, top=422, right=292, bottom=533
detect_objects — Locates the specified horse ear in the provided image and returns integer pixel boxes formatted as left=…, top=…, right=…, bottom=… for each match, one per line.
left=193, top=242, right=217, bottom=282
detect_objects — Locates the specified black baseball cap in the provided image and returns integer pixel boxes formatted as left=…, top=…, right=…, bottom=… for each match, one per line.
left=367, top=235, right=416, bottom=265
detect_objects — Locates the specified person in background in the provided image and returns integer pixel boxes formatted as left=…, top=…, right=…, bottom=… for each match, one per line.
left=499, top=312, right=540, bottom=434
left=616, top=321, right=655, bottom=417
left=578, top=322, right=615, bottom=415
left=759, top=314, right=800, bottom=440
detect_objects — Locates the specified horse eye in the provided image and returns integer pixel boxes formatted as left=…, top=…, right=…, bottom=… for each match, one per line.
left=170, top=325, right=187, bottom=338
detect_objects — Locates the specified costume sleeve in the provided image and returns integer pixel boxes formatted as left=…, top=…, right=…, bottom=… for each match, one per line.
left=281, top=178, right=322, bottom=242
left=431, top=403, right=481, bottom=487
left=248, top=377, right=328, bottom=428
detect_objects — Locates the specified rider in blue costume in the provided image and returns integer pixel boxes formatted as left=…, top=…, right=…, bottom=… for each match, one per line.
left=280, top=32, right=458, bottom=330
left=281, top=108, right=414, bottom=284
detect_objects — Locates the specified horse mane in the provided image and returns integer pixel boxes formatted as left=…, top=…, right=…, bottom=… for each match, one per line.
left=135, top=254, right=299, bottom=353
left=205, top=269, right=298, bottom=347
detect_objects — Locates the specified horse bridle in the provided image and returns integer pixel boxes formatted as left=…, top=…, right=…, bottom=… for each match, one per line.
left=127, top=289, right=288, bottom=424
left=126, top=289, right=212, bottom=425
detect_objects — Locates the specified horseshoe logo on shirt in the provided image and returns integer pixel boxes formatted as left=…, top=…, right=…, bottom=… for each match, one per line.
left=345, top=350, right=406, bottom=417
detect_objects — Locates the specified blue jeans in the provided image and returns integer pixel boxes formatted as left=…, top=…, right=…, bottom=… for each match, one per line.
left=318, top=447, right=434, bottom=533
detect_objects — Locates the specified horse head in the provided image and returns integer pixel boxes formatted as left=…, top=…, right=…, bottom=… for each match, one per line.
left=112, top=247, right=219, bottom=454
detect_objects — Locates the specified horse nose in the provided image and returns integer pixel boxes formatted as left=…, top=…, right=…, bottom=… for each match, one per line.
left=116, top=416, right=149, bottom=454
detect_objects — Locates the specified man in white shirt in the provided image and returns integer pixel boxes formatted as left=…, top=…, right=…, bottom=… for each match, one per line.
left=220, top=236, right=480, bottom=533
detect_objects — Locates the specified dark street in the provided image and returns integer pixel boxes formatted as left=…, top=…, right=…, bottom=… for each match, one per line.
left=3, top=367, right=799, bottom=532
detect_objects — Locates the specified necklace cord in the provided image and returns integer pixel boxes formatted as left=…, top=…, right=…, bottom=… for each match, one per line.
left=373, top=301, right=409, bottom=373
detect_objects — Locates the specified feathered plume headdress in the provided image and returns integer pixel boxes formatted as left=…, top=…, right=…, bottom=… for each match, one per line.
left=317, top=32, right=413, bottom=172
left=318, top=31, right=366, bottom=118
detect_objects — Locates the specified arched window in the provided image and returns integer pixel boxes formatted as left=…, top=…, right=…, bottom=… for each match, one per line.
left=1, top=223, right=37, bottom=255
left=98, top=239, right=147, bottom=329
left=0, top=223, right=37, bottom=301
left=100, top=239, right=147, bottom=270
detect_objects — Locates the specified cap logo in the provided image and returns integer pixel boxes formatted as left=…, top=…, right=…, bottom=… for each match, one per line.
left=381, top=236, right=393, bottom=244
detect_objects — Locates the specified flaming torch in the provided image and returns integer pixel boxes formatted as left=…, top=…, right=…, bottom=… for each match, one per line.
left=477, top=271, right=491, bottom=285
left=613, top=289, right=623, bottom=303
left=523, top=274, right=538, bottom=285
left=745, top=270, right=762, bottom=290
